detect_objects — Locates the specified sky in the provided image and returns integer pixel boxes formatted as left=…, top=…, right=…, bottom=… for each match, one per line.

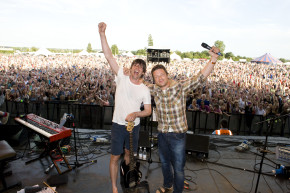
left=0, top=0, right=290, bottom=59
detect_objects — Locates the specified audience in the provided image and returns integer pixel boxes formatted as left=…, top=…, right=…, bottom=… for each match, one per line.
left=0, top=54, right=289, bottom=116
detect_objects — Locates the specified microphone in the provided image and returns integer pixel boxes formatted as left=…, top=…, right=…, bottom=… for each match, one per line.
left=201, top=42, right=223, bottom=56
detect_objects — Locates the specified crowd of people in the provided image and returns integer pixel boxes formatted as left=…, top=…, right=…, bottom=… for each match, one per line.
left=0, top=54, right=290, bottom=117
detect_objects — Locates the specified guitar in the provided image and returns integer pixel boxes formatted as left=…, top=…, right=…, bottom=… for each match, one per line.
left=120, top=121, right=142, bottom=188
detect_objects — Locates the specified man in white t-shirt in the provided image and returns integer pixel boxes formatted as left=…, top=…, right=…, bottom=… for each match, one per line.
left=99, top=22, right=151, bottom=193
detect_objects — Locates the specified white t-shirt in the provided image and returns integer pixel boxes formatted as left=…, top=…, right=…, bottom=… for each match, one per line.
left=113, top=67, right=151, bottom=126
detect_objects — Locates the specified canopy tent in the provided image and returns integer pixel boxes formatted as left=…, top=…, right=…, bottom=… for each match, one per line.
left=222, top=58, right=234, bottom=63
left=78, top=50, right=90, bottom=56
left=122, top=51, right=134, bottom=57
left=251, top=53, right=283, bottom=64
left=95, top=52, right=105, bottom=58
left=35, top=48, right=53, bottom=56
left=170, top=52, right=181, bottom=60
left=228, top=58, right=234, bottom=63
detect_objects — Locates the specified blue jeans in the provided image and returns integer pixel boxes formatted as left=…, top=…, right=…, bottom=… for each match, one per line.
left=158, top=132, right=186, bottom=193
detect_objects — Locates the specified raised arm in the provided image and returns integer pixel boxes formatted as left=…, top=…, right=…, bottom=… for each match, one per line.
left=201, top=46, right=220, bottom=78
left=98, top=22, right=119, bottom=75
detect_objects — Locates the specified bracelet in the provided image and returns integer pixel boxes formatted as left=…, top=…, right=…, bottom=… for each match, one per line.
left=211, top=61, right=216, bottom=64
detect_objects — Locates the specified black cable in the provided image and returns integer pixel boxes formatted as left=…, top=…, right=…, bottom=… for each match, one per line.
left=286, top=179, right=290, bottom=190
left=253, top=162, right=275, bottom=175
left=262, top=174, right=273, bottom=193
left=206, top=160, right=275, bottom=177
left=184, top=174, right=198, bottom=191
left=249, top=150, right=278, bottom=165
left=274, top=177, right=285, bottom=193
left=186, top=166, right=246, bottom=193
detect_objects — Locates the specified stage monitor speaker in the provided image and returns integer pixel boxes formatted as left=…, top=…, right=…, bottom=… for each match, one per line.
left=186, top=134, right=209, bottom=158
left=138, top=131, right=150, bottom=148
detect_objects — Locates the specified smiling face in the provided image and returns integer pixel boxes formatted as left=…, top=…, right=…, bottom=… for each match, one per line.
left=151, top=64, right=170, bottom=90
left=130, top=63, right=144, bottom=80
left=129, top=59, right=146, bottom=81
left=152, top=69, right=170, bottom=89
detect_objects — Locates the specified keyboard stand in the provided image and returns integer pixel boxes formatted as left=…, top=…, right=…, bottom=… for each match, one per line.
left=15, top=114, right=73, bottom=174
left=25, top=138, right=72, bottom=174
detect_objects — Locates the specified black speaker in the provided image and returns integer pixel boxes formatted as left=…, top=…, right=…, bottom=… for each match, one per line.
left=186, top=134, right=209, bottom=158
left=138, top=131, right=150, bottom=148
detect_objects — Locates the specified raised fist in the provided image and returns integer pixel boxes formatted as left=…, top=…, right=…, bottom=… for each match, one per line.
left=98, top=22, right=107, bottom=33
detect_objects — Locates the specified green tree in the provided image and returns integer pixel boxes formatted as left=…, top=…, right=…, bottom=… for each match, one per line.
left=148, top=34, right=153, bottom=47
left=225, top=52, right=234, bottom=59
left=31, top=47, right=38, bottom=52
left=181, top=52, right=193, bottom=59
left=111, top=44, right=119, bottom=55
left=174, top=50, right=182, bottom=57
left=136, top=48, right=147, bottom=56
left=214, top=40, right=225, bottom=54
left=280, top=58, right=286, bottom=63
left=87, top=43, right=92, bottom=53
left=200, top=50, right=210, bottom=59
left=192, top=52, right=201, bottom=58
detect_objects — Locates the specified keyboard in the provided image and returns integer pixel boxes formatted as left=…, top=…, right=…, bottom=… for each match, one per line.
left=15, top=113, right=71, bottom=142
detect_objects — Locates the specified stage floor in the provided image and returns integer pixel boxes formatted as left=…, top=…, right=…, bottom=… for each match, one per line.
left=2, top=130, right=290, bottom=193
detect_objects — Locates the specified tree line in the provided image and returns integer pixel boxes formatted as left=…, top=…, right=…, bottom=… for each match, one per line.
left=1, top=36, right=288, bottom=63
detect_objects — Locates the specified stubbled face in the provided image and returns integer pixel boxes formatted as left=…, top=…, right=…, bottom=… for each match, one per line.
left=130, top=63, right=144, bottom=80
left=153, top=69, right=169, bottom=89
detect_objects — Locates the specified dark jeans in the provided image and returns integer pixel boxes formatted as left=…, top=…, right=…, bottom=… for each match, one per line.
left=111, top=122, right=140, bottom=155
left=158, top=132, right=186, bottom=193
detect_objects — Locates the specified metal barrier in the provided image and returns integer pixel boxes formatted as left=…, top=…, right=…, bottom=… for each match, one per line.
left=186, top=110, right=289, bottom=137
left=1, top=101, right=289, bottom=137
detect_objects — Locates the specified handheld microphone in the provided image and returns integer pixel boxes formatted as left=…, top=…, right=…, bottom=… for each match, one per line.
left=201, top=43, right=223, bottom=56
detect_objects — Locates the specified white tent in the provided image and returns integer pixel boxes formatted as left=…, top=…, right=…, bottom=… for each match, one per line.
left=122, top=52, right=135, bottom=57
left=95, top=52, right=105, bottom=58
left=171, top=52, right=181, bottom=60
left=79, top=50, right=89, bottom=56
left=35, top=48, right=53, bottom=56
left=222, top=58, right=234, bottom=63
left=183, top=58, right=191, bottom=61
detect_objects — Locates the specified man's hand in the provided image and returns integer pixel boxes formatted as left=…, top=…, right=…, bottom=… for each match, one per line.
left=209, top=46, right=220, bottom=63
left=98, top=22, right=107, bottom=34
left=125, top=112, right=137, bottom=122
left=123, top=67, right=130, bottom=76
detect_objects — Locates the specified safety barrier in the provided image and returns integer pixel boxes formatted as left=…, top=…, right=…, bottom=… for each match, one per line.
left=1, top=101, right=289, bottom=137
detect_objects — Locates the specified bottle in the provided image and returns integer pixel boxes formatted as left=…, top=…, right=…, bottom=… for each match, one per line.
left=142, top=147, right=147, bottom=161
left=138, top=147, right=143, bottom=159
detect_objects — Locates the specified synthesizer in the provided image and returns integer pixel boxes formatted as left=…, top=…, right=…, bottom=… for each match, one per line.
left=15, top=113, right=71, bottom=142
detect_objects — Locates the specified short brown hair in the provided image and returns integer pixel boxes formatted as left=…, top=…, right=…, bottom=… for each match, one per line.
left=130, top=59, right=146, bottom=74
left=151, top=64, right=168, bottom=81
